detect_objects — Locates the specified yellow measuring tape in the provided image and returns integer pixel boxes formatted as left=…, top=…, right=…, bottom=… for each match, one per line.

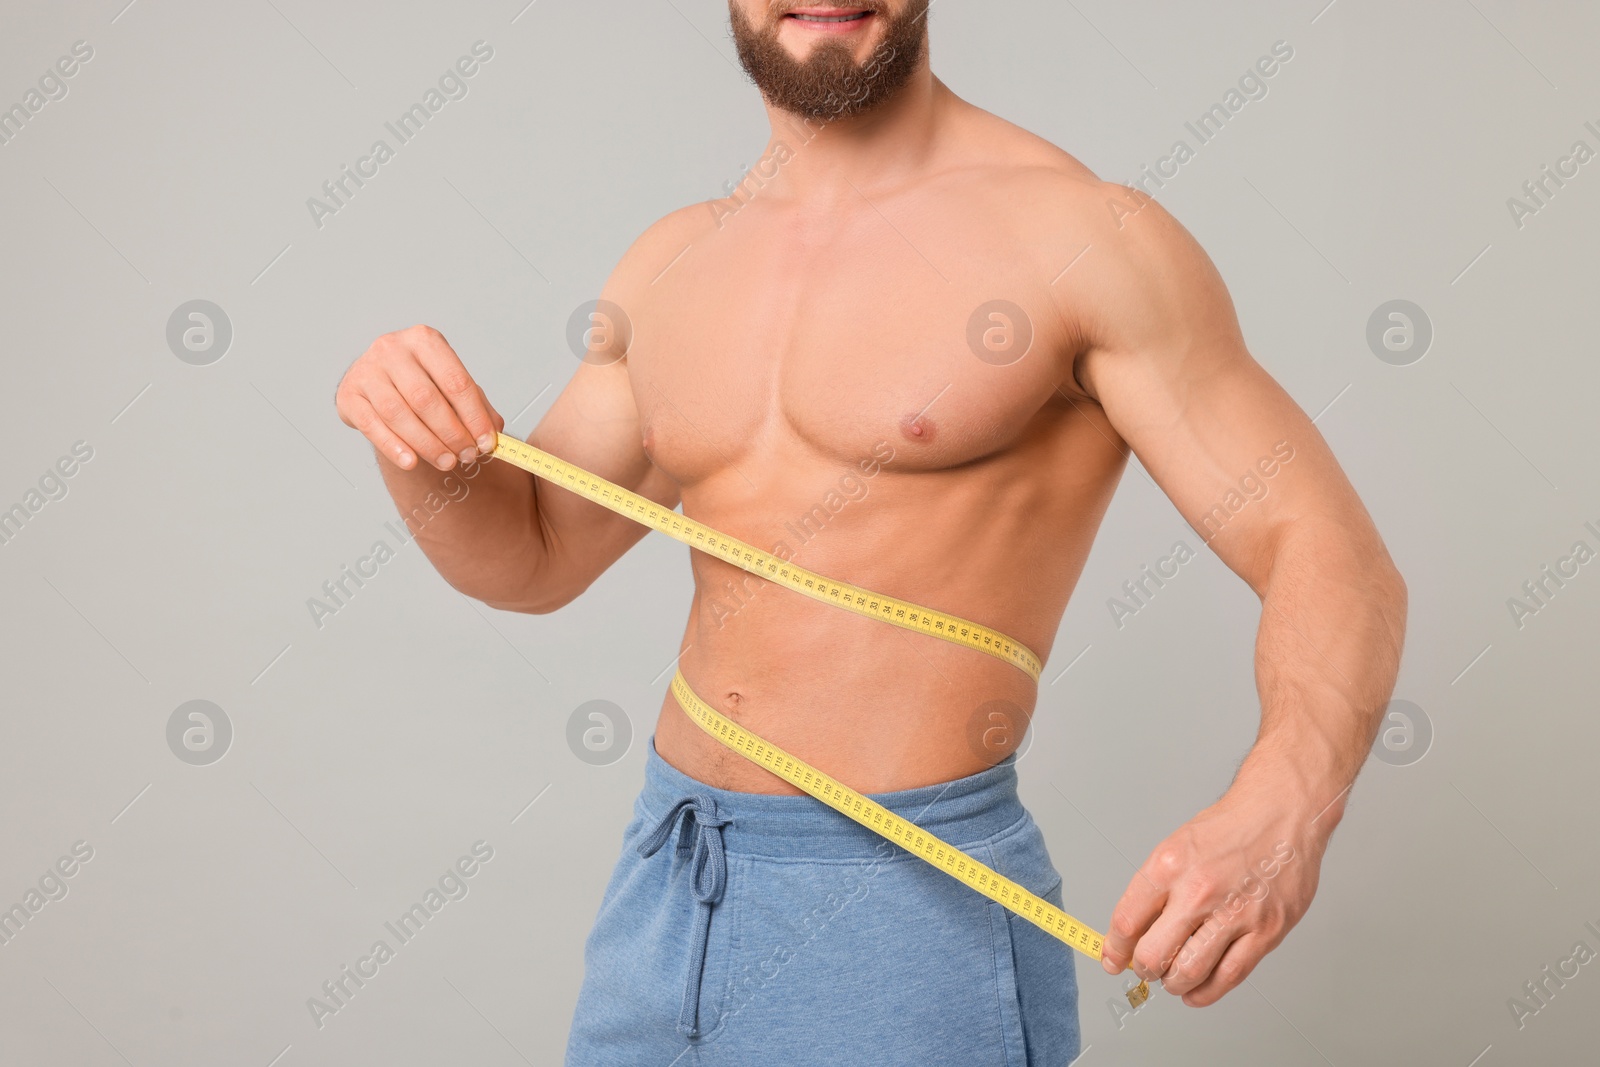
left=491, top=432, right=1149, bottom=1008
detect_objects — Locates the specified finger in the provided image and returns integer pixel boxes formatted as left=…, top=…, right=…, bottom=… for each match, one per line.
left=476, top=383, right=505, bottom=436
left=364, top=376, right=455, bottom=471
left=465, top=388, right=507, bottom=472
left=1178, top=931, right=1265, bottom=1008
left=1160, top=912, right=1235, bottom=997
left=412, top=331, right=498, bottom=453
left=459, top=386, right=507, bottom=474
left=1101, top=870, right=1169, bottom=975
left=344, top=394, right=418, bottom=470
left=385, top=358, right=478, bottom=468
left=1130, top=903, right=1208, bottom=986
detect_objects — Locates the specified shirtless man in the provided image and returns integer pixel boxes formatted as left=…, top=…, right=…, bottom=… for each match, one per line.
left=335, top=2, right=1406, bottom=1062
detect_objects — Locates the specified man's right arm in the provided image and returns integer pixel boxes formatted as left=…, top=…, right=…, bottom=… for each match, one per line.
left=335, top=219, right=688, bottom=614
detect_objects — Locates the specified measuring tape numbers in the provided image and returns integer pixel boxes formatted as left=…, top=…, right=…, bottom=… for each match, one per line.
left=491, top=432, right=1150, bottom=1009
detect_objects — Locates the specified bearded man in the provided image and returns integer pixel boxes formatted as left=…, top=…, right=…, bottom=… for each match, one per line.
left=334, top=3, right=1407, bottom=1064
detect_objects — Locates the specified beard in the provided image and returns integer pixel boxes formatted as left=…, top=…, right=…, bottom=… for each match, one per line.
left=728, top=3, right=929, bottom=120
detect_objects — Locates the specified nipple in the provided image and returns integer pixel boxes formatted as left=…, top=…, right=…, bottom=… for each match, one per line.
left=900, top=412, right=936, bottom=442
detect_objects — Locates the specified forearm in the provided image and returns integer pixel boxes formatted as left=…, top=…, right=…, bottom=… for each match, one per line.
left=374, top=447, right=555, bottom=611
left=1232, top=523, right=1408, bottom=832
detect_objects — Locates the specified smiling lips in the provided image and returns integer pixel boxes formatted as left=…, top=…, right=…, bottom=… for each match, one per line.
left=785, top=6, right=875, bottom=33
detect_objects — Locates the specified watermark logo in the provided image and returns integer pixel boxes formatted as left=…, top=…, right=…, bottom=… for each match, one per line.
left=707, top=441, right=897, bottom=629
left=1107, top=541, right=1196, bottom=629
left=1111, top=841, right=1298, bottom=1028
left=1198, top=442, right=1295, bottom=543
left=965, top=698, right=1033, bottom=766
left=720, top=839, right=897, bottom=1028
left=708, top=40, right=900, bottom=229
left=167, top=700, right=232, bottom=766
left=966, top=300, right=1033, bottom=366
left=1366, top=300, right=1432, bottom=366
left=0, top=841, right=95, bottom=949
left=709, top=142, right=796, bottom=228
left=1506, top=521, right=1600, bottom=630
left=0, top=440, right=94, bottom=549
left=1160, top=841, right=1297, bottom=987
left=567, top=699, right=632, bottom=766
left=1114, top=40, right=1294, bottom=205
left=166, top=300, right=232, bottom=366
left=305, top=41, right=494, bottom=230
left=566, top=298, right=632, bottom=365
left=1507, top=918, right=1600, bottom=1030
left=306, top=840, right=495, bottom=1029
left=307, top=460, right=486, bottom=629
left=1369, top=699, right=1431, bottom=767
left=1506, top=122, right=1600, bottom=230
left=0, top=40, right=94, bottom=149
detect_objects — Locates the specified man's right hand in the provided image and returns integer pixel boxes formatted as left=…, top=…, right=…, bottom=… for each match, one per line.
left=335, top=324, right=505, bottom=472
left=333, top=212, right=686, bottom=613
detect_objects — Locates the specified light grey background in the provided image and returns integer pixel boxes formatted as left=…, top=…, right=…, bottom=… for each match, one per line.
left=1, top=1, right=1595, bottom=1064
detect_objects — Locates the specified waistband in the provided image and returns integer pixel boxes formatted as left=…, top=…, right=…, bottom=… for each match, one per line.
left=640, top=734, right=1027, bottom=860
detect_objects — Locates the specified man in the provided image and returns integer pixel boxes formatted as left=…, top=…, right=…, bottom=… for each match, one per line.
left=334, top=2, right=1407, bottom=1063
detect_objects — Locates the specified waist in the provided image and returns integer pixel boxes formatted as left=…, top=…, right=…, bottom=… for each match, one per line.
left=640, top=733, right=1028, bottom=860
left=654, top=635, right=1039, bottom=792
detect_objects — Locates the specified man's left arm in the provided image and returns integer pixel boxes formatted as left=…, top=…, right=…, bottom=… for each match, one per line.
left=1048, top=183, right=1408, bottom=1006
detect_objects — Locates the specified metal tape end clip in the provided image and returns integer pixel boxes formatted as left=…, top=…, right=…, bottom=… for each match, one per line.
left=1126, top=980, right=1150, bottom=1009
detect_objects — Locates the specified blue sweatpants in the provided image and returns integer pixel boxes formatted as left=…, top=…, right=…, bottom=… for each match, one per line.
left=564, top=735, right=1081, bottom=1066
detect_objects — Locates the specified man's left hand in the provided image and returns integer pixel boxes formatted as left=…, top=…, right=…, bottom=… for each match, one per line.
left=1099, top=789, right=1331, bottom=1006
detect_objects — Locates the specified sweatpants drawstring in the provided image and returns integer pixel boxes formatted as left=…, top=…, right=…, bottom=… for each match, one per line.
left=636, top=793, right=731, bottom=1038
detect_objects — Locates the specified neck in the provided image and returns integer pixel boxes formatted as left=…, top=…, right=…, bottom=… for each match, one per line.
left=758, top=63, right=949, bottom=205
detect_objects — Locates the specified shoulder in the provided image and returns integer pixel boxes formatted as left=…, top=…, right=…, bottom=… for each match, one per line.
left=938, top=106, right=1201, bottom=287
left=943, top=102, right=1212, bottom=277
left=989, top=164, right=1207, bottom=294
left=578, top=202, right=720, bottom=367
left=941, top=107, right=1241, bottom=392
left=1050, top=182, right=1246, bottom=400
left=989, top=154, right=1241, bottom=376
left=605, top=201, right=722, bottom=296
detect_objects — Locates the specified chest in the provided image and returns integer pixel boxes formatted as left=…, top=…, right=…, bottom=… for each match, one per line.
left=627, top=203, right=1072, bottom=484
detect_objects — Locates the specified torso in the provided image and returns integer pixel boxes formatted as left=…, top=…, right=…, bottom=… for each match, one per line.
left=628, top=98, right=1129, bottom=793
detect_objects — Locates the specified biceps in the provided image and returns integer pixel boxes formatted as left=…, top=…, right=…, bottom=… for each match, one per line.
left=1093, top=345, right=1359, bottom=590
left=524, top=358, right=680, bottom=595
left=1065, top=195, right=1373, bottom=590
